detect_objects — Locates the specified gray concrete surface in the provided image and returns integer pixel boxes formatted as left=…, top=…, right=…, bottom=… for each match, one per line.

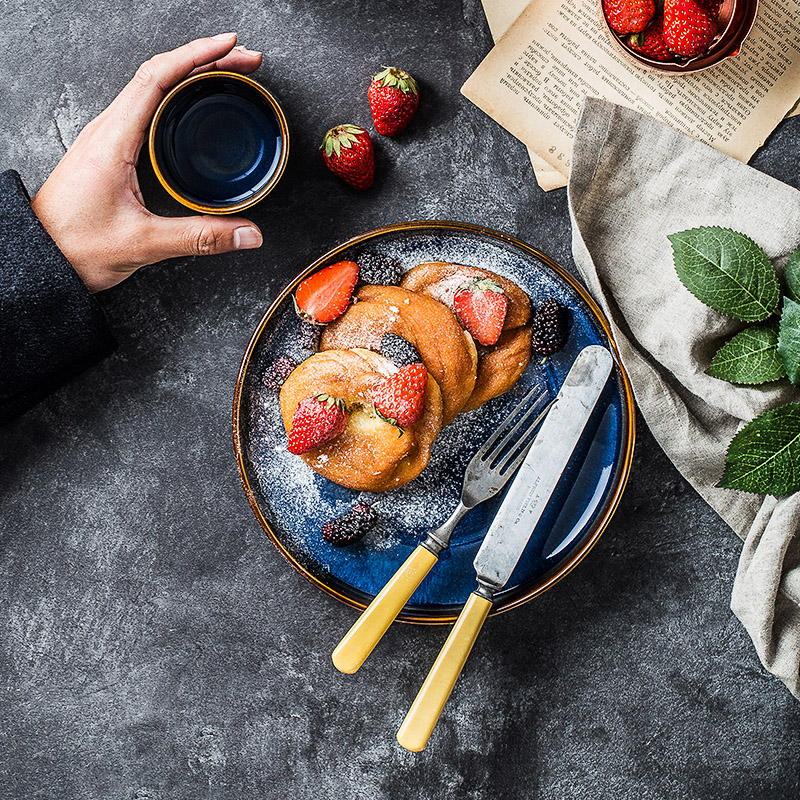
left=1, top=1, right=799, bottom=798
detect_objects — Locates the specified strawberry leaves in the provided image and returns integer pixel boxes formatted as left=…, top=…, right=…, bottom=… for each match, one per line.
left=371, top=66, right=418, bottom=95
left=322, top=124, right=367, bottom=158
left=671, top=228, right=800, bottom=496
left=669, top=228, right=779, bottom=322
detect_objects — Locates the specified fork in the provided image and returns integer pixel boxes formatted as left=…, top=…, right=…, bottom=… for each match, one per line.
left=331, top=383, right=553, bottom=674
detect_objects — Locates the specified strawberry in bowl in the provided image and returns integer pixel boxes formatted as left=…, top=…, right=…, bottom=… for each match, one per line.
left=598, top=0, right=751, bottom=70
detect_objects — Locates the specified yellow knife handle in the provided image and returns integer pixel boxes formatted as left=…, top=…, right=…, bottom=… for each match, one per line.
left=332, top=544, right=439, bottom=674
left=396, top=591, right=493, bottom=752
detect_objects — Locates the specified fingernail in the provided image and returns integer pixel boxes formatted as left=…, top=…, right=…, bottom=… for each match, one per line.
left=235, top=45, right=262, bottom=56
left=212, top=32, right=237, bottom=41
left=234, top=226, right=262, bottom=250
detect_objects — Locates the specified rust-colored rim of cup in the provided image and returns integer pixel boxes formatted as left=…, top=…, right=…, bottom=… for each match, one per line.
left=598, top=0, right=759, bottom=74
left=148, top=71, right=290, bottom=215
left=232, top=220, right=637, bottom=625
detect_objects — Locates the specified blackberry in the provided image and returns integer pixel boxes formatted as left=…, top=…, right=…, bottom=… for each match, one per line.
left=263, top=355, right=297, bottom=390
left=322, top=501, right=378, bottom=546
left=531, top=298, right=567, bottom=356
left=297, top=320, right=321, bottom=351
left=380, top=332, right=421, bottom=369
left=358, top=252, right=403, bottom=286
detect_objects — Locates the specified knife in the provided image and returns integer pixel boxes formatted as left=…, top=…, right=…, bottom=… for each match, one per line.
left=396, top=344, right=614, bottom=752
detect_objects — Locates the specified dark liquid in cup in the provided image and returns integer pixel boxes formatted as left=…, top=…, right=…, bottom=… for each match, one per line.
left=155, top=77, right=284, bottom=209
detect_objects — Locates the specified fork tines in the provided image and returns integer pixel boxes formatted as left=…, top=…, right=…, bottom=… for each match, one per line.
left=475, top=384, right=552, bottom=476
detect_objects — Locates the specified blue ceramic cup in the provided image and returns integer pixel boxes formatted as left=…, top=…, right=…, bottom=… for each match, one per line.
left=149, top=71, right=289, bottom=214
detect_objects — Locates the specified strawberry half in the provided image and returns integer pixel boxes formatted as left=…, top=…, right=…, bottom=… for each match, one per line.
left=663, top=0, right=717, bottom=57
left=453, top=278, right=508, bottom=347
left=368, top=66, right=420, bottom=137
left=372, top=362, right=427, bottom=429
left=602, top=0, right=654, bottom=34
left=294, top=260, right=359, bottom=325
left=288, top=394, right=349, bottom=454
left=321, top=124, right=375, bottom=189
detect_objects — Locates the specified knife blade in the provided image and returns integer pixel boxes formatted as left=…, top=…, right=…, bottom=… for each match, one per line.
left=396, top=344, right=613, bottom=752
left=474, top=343, right=613, bottom=591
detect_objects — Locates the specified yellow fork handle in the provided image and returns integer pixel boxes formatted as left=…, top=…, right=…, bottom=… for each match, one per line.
left=396, top=591, right=492, bottom=752
left=332, top=544, right=439, bottom=674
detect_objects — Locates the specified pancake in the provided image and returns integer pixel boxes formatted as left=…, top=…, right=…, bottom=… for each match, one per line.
left=320, top=284, right=477, bottom=424
left=401, top=262, right=532, bottom=410
left=280, top=348, right=443, bottom=492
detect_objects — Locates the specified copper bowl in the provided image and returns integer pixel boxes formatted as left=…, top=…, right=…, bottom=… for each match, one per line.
left=599, top=0, right=759, bottom=73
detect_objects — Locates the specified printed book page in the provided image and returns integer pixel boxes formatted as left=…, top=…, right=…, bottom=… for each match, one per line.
left=469, top=0, right=800, bottom=189
left=481, top=0, right=528, bottom=41
left=481, top=0, right=565, bottom=190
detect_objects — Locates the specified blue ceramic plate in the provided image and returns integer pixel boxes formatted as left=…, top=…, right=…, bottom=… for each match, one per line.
left=233, top=222, right=635, bottom=623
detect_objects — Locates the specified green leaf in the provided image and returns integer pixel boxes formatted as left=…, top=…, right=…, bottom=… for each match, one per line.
left=719, top=403, right=800, bottom=495
left=373, top=66, right=418, bottom=94
left=778, top=296, right=800, bottom=385
left=784, top=244, right=800, bottom=303
left=706, top=323, right=785, bottom=384
left=668, top=227, right=779, bottom=322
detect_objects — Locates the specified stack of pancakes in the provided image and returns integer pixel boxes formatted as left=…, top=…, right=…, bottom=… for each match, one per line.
left=280, top=262, right=532, bottom=492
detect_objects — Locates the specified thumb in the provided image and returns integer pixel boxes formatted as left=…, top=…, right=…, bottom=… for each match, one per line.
left=142, top=214, right=263, bottom=262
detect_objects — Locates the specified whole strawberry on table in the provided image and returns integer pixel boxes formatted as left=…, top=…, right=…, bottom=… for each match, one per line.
left=321, top=125, right=375, bottom=190
left=603, top=0, right=719, bottom=63
left=368, top=66, right=420, bottom=136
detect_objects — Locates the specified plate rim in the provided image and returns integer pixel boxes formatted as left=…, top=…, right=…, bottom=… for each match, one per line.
left=232, top=220, right=636, bottom=624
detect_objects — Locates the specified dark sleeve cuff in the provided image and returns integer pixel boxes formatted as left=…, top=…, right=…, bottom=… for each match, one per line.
left=0, top=170, right=116, bottom=424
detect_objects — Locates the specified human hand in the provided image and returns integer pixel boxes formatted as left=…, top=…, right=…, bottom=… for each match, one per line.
left=31, top=34, right=265, bottom=293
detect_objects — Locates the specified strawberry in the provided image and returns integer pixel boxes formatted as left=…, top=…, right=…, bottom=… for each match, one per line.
left=368, top=66, right=420, bottom=136
left=663, top=0, right=717, bottom=57
left=602, top=0, right=654, bottom=35
left=294, top=260, right=359, bottom=324
left=321, top=125, right=374, bottom=189
left=372, top=362, right=427, bottom=429
left=627, top=16, right=675, bottom=61
left=453, top=278, right=508, bottom=347
left=699, top=0, right=722, bottom=17
left=288, top=394, right=348, bottom=454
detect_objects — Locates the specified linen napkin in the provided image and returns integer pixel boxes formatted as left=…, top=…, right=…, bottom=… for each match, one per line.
left=568, top=97, right=800, bottom=698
